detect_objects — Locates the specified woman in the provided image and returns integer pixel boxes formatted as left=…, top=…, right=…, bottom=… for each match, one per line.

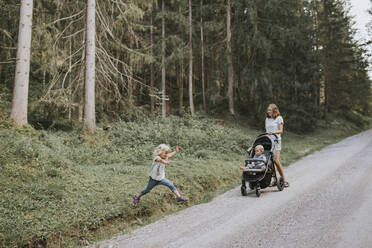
left=265, top=104, right=289, bottom=187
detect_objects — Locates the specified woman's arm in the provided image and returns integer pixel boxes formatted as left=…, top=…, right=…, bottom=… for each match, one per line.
left=268, top=123, right=283, bottom=135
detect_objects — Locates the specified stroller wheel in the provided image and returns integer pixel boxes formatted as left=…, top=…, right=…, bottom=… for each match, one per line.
left=255, top=188, right=261, bottom=197
left=241, top=186, right=248, bottom=196
left=277, top=177, right=284, bottom=191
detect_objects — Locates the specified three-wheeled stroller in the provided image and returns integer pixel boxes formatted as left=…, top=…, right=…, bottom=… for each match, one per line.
left=241, top=133, right=284, bottom=197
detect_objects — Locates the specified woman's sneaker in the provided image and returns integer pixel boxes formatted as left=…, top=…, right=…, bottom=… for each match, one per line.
left=176, top=196, right=187, bottom=202
left=133, top=195, right=140, bottom=204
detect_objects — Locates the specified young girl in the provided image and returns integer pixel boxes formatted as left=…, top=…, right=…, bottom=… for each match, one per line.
left=266, top=103, right=289, bottom=187
left=133, top=144, right=187, bottom=203
left=240, top=145, right=267, bottom=170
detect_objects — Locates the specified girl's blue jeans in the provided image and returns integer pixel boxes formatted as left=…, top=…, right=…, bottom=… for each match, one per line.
left=140, top=177, right=177, bottom=195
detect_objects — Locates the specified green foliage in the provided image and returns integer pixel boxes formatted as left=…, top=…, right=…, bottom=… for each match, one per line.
left=0, top=114, right=370, bottom=247
left=0, top=116, right=253, bottom=247
left=282, top=105, right=318, bottom=133
left=1, top=0, right=371, bottom=130
left=335, top=109, right=371, bottom=128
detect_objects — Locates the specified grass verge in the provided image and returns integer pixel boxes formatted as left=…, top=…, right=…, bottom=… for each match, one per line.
left=0, top=114, right=370, bottom=247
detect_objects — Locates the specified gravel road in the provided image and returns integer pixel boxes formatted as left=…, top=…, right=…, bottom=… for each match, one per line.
left=93, top=130, right=372, bottom=248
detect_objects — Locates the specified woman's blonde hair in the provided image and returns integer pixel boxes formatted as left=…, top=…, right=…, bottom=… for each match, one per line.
left=153, top=144, right=170, bottom=157
left=266, top=103, right=280, bottom=119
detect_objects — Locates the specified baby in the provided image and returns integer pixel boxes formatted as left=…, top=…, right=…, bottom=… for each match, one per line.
left=240, top=145, right=267, bottom=171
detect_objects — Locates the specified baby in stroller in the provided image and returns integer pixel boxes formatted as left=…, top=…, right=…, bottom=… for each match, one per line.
left=240, top=145, right=267, bottom=171
left=240, top=133, right=285, bottom=197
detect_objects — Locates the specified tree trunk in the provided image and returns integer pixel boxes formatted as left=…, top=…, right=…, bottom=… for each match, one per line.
left=139, top=68, right=144, bottom=104
left=128, top=67, right=133, bottom=104
left=178, top=62, right=184, bottom=116
left=189, top=0, right=195, bottom=116
left=128, top=35, right=134, bottom=104
left=324, top=59, right=329, bottom=119
left=313, top=1, right=320, bottom=109
left=161, top=0, right=166, bottom=118
left=150, top=12, right=155, bottom=114
left=83, top=0, right=96, bottom=133
left=322, top=0, right=329, bottom=119
left=226, top=0, right=235, bottom=116
left=200, top=0, right=206, bottom=111
left=10, top=0, right=34, bottom=126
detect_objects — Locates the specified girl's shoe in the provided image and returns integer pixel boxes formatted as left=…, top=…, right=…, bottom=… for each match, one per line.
left=176, top=196, right=187, bottom=202
left=133, top=195, right=140, bottom=204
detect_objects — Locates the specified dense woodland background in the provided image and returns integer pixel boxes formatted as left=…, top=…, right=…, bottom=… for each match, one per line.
left=0, top=0, right=372, bottom=131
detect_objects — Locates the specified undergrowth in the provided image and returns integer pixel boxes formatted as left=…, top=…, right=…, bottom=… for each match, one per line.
left=0, top=114, right=370, bottom=247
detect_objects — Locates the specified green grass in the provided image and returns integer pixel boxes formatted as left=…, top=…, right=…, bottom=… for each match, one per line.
left=0, top=114, right=370, bottom=247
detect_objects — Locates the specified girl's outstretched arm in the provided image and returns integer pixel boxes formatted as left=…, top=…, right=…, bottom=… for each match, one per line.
left=167, top=145, right=180, bottom=158
left=155, top=157, right=173, bottom=165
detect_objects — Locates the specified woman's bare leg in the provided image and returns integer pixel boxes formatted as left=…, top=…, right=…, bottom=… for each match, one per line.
left=274, top=150, right=286, bottom=182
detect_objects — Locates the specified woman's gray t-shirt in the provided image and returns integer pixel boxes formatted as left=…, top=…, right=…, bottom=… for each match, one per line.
left=265, top=116, right=284, bottom=140
left=149, top=156, right=165, bottom=181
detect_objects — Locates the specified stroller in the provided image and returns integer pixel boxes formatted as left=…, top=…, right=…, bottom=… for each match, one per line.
left=241, top=133, right=284, bottom=197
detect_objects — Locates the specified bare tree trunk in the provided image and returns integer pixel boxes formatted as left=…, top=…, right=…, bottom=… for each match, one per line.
left=324, top=60, right=329, bottom=119
left=139, top=69, right=144, bottom=104
left=313, top=2, right=321, bottom=109
left=189, top=0, right=195, bottom=116
left=128, top=68, right=133, bottom=104
left=128, top=35, right=134, bottom=104
left=322, top=0, right=329, bottom=119
left=200, top=0, right=206, bottom=111
left=150, top=12, right=155, bottom=114
left=178, top=62, right=184, bottom=116
left=226, top=0, right=235, bottom=116
left=10, top=0, right=34, bottom=126
left=68, top=35, right=72, bottom=121
left=161, top=0, right=166, bottom=118
left=83, top=0, right=96, bottom=133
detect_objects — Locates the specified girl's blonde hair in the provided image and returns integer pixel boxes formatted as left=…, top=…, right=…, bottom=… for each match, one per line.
left=153, top=144, right=170, bottom=157
left=266, top=103, right=280, bottom=119
left=255, top=145, right=264, bottom=152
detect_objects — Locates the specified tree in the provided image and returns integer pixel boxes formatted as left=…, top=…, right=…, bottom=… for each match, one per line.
left=319, top=0, right=357, bottom=115
left=83, top=0, right=96, bottom=133
left=10, top=0, right=33, bottom=126
left=200, top=0, right=206, bottom=110
left=189, top=0, right=195, bottom=116
left=161, top=0, right=166, bottom=118
left=226, top=0, right=235, bottom=116
left=150, top=6, right=155, bottom=114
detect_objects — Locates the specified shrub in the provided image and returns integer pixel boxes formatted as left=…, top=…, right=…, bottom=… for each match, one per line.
left=283, top=106, right=317, bottom=133
left=339, top=109, right=370, bottom=128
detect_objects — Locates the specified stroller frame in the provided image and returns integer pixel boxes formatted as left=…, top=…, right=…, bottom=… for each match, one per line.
left=241, top=133, right=284, bottom=197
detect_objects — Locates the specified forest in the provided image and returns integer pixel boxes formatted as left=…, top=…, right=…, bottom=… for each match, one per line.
left=0, top=0, right=371, bottom=132
left=1, top=0, right=372, bottom=247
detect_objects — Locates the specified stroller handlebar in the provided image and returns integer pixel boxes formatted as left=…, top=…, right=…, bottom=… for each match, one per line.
left=258, top=133, right=279, bottom=143
left=258, top=132, right=279, bottom=139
